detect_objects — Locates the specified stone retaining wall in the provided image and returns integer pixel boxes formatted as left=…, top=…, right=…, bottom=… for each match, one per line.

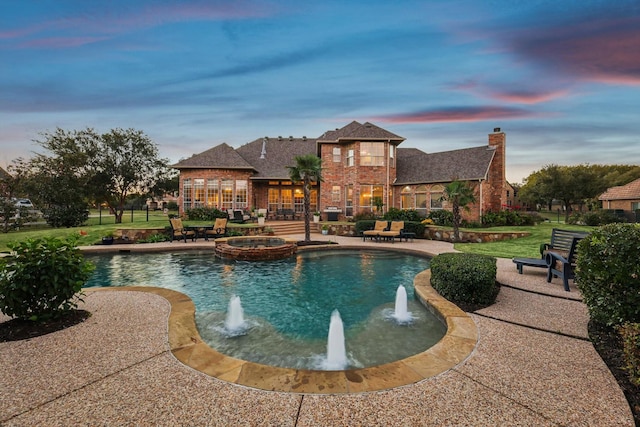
left=314, top=223, right=529, bottom=243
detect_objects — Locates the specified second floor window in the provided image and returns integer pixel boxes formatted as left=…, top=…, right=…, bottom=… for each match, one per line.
left=360, top=142, right=384, bottom=166
left=333, top=147, right=341, bottom=162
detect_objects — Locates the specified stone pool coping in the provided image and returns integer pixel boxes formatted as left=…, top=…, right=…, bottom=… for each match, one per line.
left=92, top=265, right=477, bottom=394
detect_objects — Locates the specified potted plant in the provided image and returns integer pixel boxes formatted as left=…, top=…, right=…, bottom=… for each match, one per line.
left=313, top=211, right=321, bottom=223
left=263, top=226, right=274, bottom=236
left=257, top=212, right=265, bottom=226
left=321, top=224, right=329, bottom=235
left=102, top=231, right=115, bottom=245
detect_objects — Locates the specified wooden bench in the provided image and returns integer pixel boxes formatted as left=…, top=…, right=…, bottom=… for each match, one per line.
left=512, top=229, right=589, bottom=287
left=546, top=232, right=588, bottom=291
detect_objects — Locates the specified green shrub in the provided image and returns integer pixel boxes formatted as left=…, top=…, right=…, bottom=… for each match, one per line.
left=384, top=208, right=424, bottom=222
left=576, top=223, right=640, bottom=326
left=481, top=210, right=540, bottom=227
left=428, top=210, right=453, bottom=226
left=166, top=201, right=178, bottom=211
left=619, top=322, right=640, bottom=387
left=430, top=253, right=498, bottom=305
left=137, top=233, right=171, bottom=243
left=0, top=237, right=95, bottom=321
left=568, top=210, right=621, bottom=226
left=185, top=207, right=227, bottom=221
left=353, top=211, right=377, bottom=221
left=402, top=221, right=425, bottom=237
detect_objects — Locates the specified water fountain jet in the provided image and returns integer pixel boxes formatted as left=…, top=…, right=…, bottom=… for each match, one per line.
left=324, top=309, right=348, bottom=370
left=224, top=295, right=247, bottom=334
left=392, top=285, right=413, bottom=324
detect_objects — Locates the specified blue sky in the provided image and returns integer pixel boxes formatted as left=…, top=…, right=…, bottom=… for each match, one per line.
left=1, top=0, right=639, bottom=183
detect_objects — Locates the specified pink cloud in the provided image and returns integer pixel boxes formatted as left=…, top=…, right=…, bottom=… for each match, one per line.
left=483, top=89, right=570, bottom=105
left=2, top=1, right=277, bottom=49
left=511, top=15, right=640, bottom=85
left=374, top=106, right=544, bottom=124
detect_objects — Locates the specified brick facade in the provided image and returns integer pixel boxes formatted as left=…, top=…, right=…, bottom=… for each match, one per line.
left=173, top=123, right=508, bottom=222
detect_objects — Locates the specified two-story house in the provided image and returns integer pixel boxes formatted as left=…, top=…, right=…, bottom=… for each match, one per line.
left=172, top=121, right=507, bottom=222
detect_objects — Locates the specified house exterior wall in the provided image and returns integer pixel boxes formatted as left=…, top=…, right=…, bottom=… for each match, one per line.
left=178, top=168, right=253, bottom=214
left=175, top=128, right=507, bottom=223
left=601, top=199, right=640, bottom=211
left=319, top=140, right=396, bottom=219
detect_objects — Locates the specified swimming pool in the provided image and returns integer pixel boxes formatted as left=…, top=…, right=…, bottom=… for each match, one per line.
left=84, top=249, right=446, bottom=370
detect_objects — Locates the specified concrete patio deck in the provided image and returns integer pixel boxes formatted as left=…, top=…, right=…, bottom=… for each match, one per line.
left=0, top=235, right=634, bottom=426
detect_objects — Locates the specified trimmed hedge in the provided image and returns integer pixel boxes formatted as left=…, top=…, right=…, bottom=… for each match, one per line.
left=576, top=223, right=640, bottom=326
left=430, top=253, right=498, bottom=305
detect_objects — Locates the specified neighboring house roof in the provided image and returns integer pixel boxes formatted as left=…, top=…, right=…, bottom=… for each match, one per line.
left=172, top=143, right=255, bottom=170
left=318, top=121, right=405, bottom=144
left=599, top=178, right=640, bottom=201
left=395, top=145, right=496, bottom=185
left=236, top=137, right=318, bottom=180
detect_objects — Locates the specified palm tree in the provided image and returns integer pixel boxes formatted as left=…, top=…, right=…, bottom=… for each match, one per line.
left=287, top=154, right=323, bottom=242
left=441, top=180, right=477, bottom=241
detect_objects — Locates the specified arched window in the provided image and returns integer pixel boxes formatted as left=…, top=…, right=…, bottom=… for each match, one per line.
left=415, top=185, right=427, bottom=215
left=401, top=186, right=412, bottom=209
left=430, top=185, right=444, bottom=209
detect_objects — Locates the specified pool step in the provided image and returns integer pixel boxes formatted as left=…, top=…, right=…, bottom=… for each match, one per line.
left=267, top=221, right=308, bottom=236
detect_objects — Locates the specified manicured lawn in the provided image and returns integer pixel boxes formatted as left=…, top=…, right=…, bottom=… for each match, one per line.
left=454, top=222, right=593, bottom=258
left=0, top=210, right=256, bottom=252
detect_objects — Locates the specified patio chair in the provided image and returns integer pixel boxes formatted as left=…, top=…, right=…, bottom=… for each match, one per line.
left=378, top=221, right=404, bottom=242
left=205, top=217, right=228, bottom=240
left=169, top=218, right=196, bottom=242
left=230, top=209, right=248, bottom=223
left=362, top=220, right=388, bottom=241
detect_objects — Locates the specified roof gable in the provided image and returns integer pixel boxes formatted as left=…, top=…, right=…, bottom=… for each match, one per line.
left=236, top=137, right=317, bottom=179
left=318, top=121, right=405, bottom=143
left=395, top=145, right=496, bottom=184
left=172, top=143, right=254, bottom=170
left=599, top=178, right=640, bottom=201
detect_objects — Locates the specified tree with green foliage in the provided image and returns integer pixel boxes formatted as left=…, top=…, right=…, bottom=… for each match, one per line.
left=87, top=128, right=174, bottom=223
left=287, top=154, right=323, bottom=242
left=29, top=127, right=173, bottom=224
left=441, top=180, right=476, bottom=241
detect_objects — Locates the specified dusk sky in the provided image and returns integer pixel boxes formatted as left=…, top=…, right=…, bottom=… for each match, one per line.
left=1, top=0, right=639, bottom=183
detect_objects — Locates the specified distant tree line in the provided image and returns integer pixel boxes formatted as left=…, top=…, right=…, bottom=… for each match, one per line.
left=517, top=164, right=640, bottom=221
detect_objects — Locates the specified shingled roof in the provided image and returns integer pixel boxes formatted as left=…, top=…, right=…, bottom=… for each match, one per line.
left=236, top=137, right=318, bottom=180
left=318, top=121, right=405, bottom=143
left=599, top=178, right=640, bottom=201
left=395, top=145, right=496, bottom=184
left=172, top=143, right=255, bottom=170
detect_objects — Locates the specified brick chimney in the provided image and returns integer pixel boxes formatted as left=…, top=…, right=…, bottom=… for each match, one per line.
left=486, top=128, right=506, bottom=212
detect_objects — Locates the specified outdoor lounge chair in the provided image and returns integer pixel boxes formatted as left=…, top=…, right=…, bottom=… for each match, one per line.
left=378, top=221, right=404, bottom=242
left=205, top=217, right=228, bottom=240
left=169, top=218, right=196, bottom=242
left=362, top=220, right=388, bottom=241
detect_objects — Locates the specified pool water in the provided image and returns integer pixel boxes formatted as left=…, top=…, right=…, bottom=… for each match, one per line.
left=85, top=249, right=446, bottom=369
